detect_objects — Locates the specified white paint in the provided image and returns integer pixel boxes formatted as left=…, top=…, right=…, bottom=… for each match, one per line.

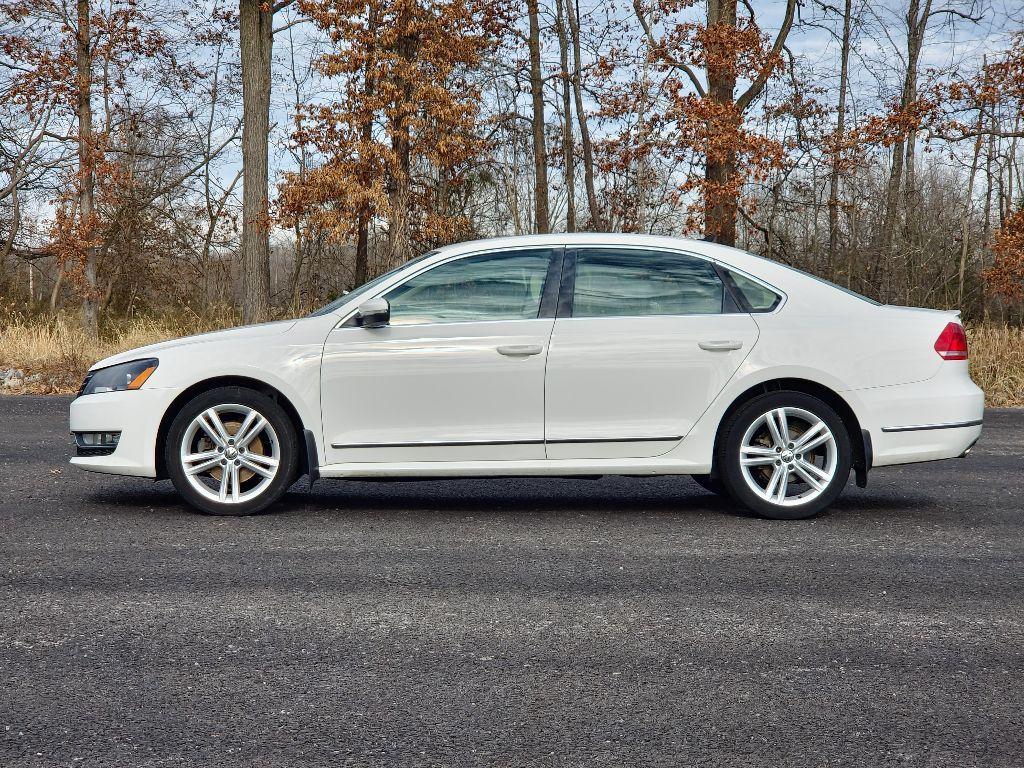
left=70, top=233, right=984, bottom=493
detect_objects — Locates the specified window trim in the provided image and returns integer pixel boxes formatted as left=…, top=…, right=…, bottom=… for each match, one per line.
left=559, top=245, right=773, bottom=320
left=337, top=245, right=564, bottom=329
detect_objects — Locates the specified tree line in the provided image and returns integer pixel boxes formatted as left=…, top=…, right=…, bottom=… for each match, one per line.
left=1, top=0, right=1023, bottom=335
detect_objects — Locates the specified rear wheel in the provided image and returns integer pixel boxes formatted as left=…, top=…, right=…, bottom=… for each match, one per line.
left=165, top=386, right=298, bottom=515
left=717, top=391, right=851, bottom=520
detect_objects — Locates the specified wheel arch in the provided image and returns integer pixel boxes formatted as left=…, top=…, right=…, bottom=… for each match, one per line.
left=710, top=377, right=870, bottom=486
left=154, top=376, right=310, bottom=480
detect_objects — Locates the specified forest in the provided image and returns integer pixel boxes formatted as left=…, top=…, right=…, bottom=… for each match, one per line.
left=1, top=0, right=1023, bottom=399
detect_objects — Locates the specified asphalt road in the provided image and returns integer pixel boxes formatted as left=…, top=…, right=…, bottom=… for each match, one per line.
left=1, top=396, right=1022, bottom=767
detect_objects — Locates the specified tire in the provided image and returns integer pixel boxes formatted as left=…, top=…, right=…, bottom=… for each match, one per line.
left=165, top=386, right=299, bottom=516
left=690, top=474, right=728, bottom=496
left=717, top=391, right=852, bottom=520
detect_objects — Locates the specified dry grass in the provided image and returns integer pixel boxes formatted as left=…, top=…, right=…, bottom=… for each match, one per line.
left=1, top=311, right=1022, bottom=406
left=967, top=324, right=1024, bottom=408
left=0, top=308, right=238, bottom=394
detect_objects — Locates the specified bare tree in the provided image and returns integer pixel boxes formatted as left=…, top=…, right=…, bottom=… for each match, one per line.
left=239, top=0, right=294, bottom=323
left=527, top=0, right=550, bottom=233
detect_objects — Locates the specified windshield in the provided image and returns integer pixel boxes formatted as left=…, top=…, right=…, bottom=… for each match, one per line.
left=307, top=251, right=437, bottom=317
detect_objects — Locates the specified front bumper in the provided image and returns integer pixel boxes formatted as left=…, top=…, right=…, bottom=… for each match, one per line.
left=69, top=387, right=180, bottom=477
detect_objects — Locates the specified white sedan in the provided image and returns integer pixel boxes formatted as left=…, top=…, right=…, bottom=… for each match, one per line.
left=69, top=234, right=984, bottom=519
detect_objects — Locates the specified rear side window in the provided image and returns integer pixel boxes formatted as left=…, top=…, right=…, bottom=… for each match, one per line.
left=571, top=248, right=725, bottom=317
left=725, top=270, right=782, bottom=312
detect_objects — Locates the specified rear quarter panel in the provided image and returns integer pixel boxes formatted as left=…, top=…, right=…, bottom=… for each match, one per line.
left=747, top=302, right=945, bottom=390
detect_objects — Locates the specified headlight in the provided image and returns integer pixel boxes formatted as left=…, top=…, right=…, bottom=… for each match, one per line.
left=78, top=358, right=159, bottom=396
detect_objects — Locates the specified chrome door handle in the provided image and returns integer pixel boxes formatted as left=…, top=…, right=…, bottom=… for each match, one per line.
left=496, top=344, right=543, bottom=357
left=698, top=340, right=743, bottom=352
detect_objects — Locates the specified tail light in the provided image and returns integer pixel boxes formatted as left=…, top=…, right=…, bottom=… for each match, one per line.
left=934, top=322, right=968, bottom=360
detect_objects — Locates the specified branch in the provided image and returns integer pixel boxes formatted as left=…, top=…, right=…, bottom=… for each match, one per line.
left=927, top=7, right=982, bottom=22
left=273, top=17, right=308, bottom=35
left=736, top=0, right=797, bottom=113
left=931, top=127, right=1024, bottom=141
left=138, top=121, right=242, bottom=208
left=631, top=0, right=706, bottom=98
left=12, top=245, right=55, bottom=261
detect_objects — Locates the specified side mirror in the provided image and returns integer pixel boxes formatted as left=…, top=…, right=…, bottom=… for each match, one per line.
left=354, top=297, right=390, bottom=328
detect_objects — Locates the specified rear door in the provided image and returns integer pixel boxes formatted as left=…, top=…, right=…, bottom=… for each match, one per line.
left=544, top=247, right=759, bottom=459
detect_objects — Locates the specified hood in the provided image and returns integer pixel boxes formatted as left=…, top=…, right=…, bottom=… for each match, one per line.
left=91, top=319, right=298, bottom=371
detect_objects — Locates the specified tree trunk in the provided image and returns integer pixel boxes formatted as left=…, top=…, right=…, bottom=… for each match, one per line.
left=354, top=4, right=376, bottom=285
left=354, top=211, right=369, bottom=285
left=527, top=0, right=550, bottom=234
left=386, top=12, right=415, bottom=269
left=239, top=0, right=274, bottom=324
left=50, top=268, right=64, bottom=311
left=704, top=0, right=739, bottom=246
left=77, top=0, right=99, bottom=336
left=958, top=60, right=989, bottom=310
left=386, top=145, right=412, bottom=268
left=290, top=221, right=304, bottom=311
left=880, top=0, right=931, bottom=268
left=635, top=58, right=651, bottom=232
left=827, top=0, right=852, bottom=280
left=566, top=0, right=600, bottom=229
left=555, top=0, right=576, bottom=232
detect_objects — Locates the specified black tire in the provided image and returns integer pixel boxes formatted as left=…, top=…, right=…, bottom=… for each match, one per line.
left=716, top=391, right=852, bottom=520
left=165, top=386, right=299, bottom=516
left=690, top=474, right=728, bottom=496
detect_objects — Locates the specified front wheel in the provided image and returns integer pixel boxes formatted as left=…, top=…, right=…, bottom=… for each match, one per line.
left=165, top=386, right=299, bottom=515
left=717, top=392, right=852, bottom=520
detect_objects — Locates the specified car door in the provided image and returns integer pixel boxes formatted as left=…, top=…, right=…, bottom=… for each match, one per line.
left=544, top=246, right=760, bottom=460
left=320, top=247, right=560, bottom=465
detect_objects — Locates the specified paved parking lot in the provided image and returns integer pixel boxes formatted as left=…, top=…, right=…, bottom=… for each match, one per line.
left=1, top=396, right=1022, bottom=767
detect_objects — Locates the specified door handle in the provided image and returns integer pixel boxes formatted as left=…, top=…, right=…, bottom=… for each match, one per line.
left=497, top=344, right=543, bottom=357
left=698, top=340, right=743, bottom=352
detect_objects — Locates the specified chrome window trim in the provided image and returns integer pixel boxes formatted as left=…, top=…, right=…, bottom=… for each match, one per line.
left=561, top=244, right=788, bottom=319
left=333, top=242, right=790, bottom=329
left=333, top=245, right=561, bottom=330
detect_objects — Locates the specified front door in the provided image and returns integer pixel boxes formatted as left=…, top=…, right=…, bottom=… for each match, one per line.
left=320, top=247, right=560, bottom=465
left=544, top=247, right=759, bottom=459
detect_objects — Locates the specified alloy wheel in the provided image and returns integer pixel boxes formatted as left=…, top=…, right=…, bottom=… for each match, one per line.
left=179, top=403, right=281, bottom=504
left=738, top=406, right=838, bottom=507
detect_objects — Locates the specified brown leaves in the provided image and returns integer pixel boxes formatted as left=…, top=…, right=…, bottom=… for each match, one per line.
left=617, top=0, right=792, bottom=241
left=985, top=209, right=1024, bottom=301
left=281, top=0, right=495, bottom=258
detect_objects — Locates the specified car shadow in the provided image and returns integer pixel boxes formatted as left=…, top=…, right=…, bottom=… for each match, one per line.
left=83, top=476, right=937, bottom=521
left=279, top=476, right=938, bottom=520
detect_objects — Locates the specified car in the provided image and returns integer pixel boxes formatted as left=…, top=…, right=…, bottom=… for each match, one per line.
left=69, top=234, right=984, bottom=520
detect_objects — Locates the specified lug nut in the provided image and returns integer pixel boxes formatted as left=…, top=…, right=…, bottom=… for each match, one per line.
left=220, top=459, right=227, bottom=466
left=234, top=459, right=240, bottom=466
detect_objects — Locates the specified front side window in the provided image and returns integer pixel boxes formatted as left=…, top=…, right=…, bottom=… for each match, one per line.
left=384, top=249, right=552, bottom=326
left=571, top=248, right=724, bottom=317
